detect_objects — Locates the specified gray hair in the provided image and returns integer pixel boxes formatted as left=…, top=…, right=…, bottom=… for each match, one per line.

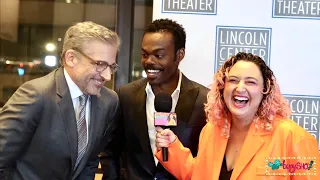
left=61, top=21, right=120, bottom=64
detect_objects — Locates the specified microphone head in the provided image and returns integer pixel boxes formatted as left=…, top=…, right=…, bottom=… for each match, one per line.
left=154, top=92, right=172, bottom=112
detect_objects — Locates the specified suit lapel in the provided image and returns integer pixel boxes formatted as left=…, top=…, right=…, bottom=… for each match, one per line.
left=211, top=123, right=229, bottom=180
left=56, top=68, right=78, bottom=170
left=231, top=121, right=265, bottom=179
left=87, top=96, right=103, bottom=155
left=175, top=75, right=199, bottom=126
left=133, top=81, right=156, bottom=171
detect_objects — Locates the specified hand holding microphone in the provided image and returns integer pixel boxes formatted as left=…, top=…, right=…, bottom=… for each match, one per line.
left=155, top=127, right=177, bottom=150
left=154, top=92, right=177, bottom=161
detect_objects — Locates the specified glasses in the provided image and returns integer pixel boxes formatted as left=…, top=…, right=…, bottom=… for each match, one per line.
left=72, top=48, right=120, bottom=74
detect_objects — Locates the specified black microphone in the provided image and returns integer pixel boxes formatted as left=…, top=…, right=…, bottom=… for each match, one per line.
left=154, top=92, right=177, bottom=162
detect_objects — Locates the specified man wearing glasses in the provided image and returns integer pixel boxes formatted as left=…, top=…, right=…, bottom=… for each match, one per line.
left=0, top=21, right=121, bottom=180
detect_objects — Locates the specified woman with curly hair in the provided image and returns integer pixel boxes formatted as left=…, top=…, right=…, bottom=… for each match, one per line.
left=155, top=52, right=319, bottom=180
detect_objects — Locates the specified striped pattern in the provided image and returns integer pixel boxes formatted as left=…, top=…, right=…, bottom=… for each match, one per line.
left=74, top=95, right=88, bottom=169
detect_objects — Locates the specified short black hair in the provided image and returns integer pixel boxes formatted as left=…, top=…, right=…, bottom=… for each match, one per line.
left=144, top=18, right=186, bottom=53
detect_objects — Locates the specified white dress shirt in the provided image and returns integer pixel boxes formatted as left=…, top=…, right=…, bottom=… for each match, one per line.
left=145, top=71, right=182, bottom=165
left=64, top=68, right=90, bottom=143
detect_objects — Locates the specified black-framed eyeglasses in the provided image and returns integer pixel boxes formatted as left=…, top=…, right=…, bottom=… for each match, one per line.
left=72, top=47, right=120, bottom=74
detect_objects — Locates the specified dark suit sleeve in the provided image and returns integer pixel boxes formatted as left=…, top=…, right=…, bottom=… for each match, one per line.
left=0, top=82, right=42, bottom=169
left=100, top=88, right=125, bottom=180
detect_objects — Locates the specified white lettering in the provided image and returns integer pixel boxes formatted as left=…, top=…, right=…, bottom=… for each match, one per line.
left=297, top=100, right=304, bottom=113
left=260, top=32, right=267, bottom=46
left=291, top=1, right=297, bottom=14
left=278, top=0, right=284, bottom=14
left=221, top=30, right=268, bottom=46
left=238, top=32, right=244, bottom=45
left=206, top=0, right=212, bottom=11
left=259, top=49, right=266, bottom=60
left=180, top=0, right=186, bottom=10
left=173, top=0, right=179, bottom=9
left=303, top=116, right=309, bottom=130
left=311, top=117, right=318, bottom=130
left=187, top=0, right=193, bottom=10
left=305, top=1, right=310, bottom=14
left=283, top=0, right=291, bottom=13
left=245, top=32, right=252, bottom=45
left=290, top=99, right=319, bottom=114
left=311, top=1, right=317, bottom=15
left=277, top=0, right=320, bottom=16
left=298, top=1, right=305, bottom=15
left=219, top=47, right=226, bottom=60
left=295, top=115, right=303, bottom=125
left=166, top=0, right=216, bottom=12
left=219, top=47, right=267, bottom=60
left=200, top=0, right=205, bottom=10
left=220, top=31, right=226, bottom=44
left=230, top=31, right=237, bottom=45
left=313, top=100, right=319, bottom=114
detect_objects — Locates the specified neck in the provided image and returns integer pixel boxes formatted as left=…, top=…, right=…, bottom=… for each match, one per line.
left=230, top=116, right=253, bottom=132
left=151, top=71, right=180, bottom=95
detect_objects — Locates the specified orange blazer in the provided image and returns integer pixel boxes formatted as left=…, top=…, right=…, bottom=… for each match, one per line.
left=156, top=118, right=320, bottom=180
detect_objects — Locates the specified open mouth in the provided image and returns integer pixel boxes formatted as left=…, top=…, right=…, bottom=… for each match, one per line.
left=147, top=69, right=161, bottom=73
left=232, top=96, right=249, bottom=107
left=93, top=78, right=104, bottom=87
left=145, top=69, right=162, bottom=78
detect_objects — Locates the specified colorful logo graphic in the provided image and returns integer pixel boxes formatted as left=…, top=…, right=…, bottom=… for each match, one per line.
left=268, top=159, right=314, bottom=172
left=266, top=157, right=317, bottom=176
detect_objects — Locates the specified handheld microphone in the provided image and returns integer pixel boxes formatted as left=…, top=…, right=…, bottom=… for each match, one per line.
left=154, top=92, right=177, bottom=162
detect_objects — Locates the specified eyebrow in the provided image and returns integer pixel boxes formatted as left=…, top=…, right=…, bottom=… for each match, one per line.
left=228, top=75, right=259, bottom=81
left=75, top=49, right=106, bottom=62
left=141, top=48, right=165, bottom=53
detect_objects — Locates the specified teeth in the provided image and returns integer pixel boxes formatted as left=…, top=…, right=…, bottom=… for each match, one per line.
left=147, top=69, right=160, bottom=73
left=234, top=96, right=248, bottom=101
left=95, top=79, right=102, bottom=85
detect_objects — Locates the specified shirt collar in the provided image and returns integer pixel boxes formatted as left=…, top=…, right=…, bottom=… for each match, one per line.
left=145, top=71, right=182, bottom=98
left=64, top=68, right=83, bottom=99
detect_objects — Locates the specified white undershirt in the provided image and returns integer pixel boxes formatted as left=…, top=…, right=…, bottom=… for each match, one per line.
left=145, top=71, right=182, bottom=165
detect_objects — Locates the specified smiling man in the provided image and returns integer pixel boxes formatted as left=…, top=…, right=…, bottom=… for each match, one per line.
left=0, top=21, right=121, bottom=180
left=101, top=19, right=209, bottom=180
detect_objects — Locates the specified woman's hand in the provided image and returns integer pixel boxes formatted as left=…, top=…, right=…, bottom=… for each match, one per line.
left=155, top=127, right=177, bottom=150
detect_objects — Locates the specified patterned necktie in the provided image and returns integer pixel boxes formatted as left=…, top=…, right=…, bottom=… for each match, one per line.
left=75, top=94, right=88, bottom=169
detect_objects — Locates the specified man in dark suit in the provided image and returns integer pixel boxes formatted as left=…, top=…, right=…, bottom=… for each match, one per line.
left=101, top=19, right=209, bottom=180
left=0, top=21, right=121, bottom=180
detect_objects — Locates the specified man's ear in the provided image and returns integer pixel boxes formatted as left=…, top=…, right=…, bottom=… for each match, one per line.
left=64, top=49, right=77, bottom=68
left=176, top=48, right=185, bottom=63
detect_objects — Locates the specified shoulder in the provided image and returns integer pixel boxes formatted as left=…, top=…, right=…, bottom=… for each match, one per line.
left=184, top=79, right=209, bottom=105
left=100, top=87, right=119, bottom=103
left=192, top=80, right=209, bottom=92
left=182, top=74, right=209, bottom=94
left=18, top=69, right=58, bottom=94
left=272, top=118, right=316, bottom=144
left=200, top=122, right=216, bottom=138
left=118, top=78, right=147, bottom=95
